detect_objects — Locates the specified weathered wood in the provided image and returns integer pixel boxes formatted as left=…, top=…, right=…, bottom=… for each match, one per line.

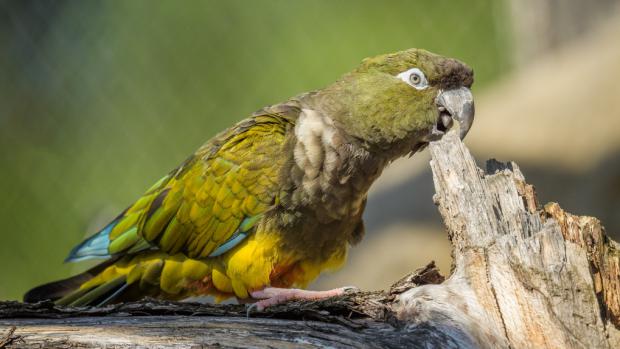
left=413, top=131, right=620, bottom=348
left=0, top=316, right=397, bottom=349
left=1, top=131, right=618, bottom=348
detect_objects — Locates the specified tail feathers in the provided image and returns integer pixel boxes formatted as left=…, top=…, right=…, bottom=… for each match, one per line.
left=23, top=272, right=93, bottom=304
left=24, top=258, right=119, bottom=306
left=25, top=252, right=227, bottom=307
left=26, top=274, right=130, bottom=307
left=56, top=275, right=128, bottom=307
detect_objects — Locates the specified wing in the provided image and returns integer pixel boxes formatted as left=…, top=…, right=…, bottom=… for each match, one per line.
left=66, top=107, right=298, bottom=262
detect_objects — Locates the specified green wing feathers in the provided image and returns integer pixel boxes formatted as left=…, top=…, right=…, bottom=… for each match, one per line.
left=66, top=113, right=293, bottom=262
left=26, top=112, right=296, bottom=306
left=138, top=113, right=292, bottom=258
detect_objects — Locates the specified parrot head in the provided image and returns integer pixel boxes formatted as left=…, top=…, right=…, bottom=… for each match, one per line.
left=316, top=48, right=474, bottom=154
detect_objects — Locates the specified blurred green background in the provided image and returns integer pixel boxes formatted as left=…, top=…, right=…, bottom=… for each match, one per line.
left=2, top=0, right=619, bottom=301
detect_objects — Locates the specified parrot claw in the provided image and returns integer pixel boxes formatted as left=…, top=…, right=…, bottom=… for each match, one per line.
left=245, top=303, right=258, bottom=318
left=340, top=286, right=360, bottom=294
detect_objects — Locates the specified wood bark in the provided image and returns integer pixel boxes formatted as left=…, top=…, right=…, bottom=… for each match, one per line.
left=1, top=131, right=618, bottom=348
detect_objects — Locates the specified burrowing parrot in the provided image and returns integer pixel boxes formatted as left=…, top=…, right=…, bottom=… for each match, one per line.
left=25, top=48, right=474, bottom=309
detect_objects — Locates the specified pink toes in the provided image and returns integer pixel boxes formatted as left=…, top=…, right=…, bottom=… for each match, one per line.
left=248, top=286, right=358, bottom=312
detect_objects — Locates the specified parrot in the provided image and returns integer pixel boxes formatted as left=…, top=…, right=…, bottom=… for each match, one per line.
left=24, top=48, right=474, bottom=310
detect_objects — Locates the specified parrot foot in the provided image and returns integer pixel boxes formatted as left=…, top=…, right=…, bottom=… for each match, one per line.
left=246, top=286, right=358, bottom=316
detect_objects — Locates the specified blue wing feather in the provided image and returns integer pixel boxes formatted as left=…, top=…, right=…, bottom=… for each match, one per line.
left=65, top=221, right=116, bottom=262
left=208, top=215, right=261, bottom=257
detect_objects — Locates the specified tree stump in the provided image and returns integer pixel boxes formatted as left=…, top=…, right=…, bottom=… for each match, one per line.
left=1, top=131, right=618, bottom=348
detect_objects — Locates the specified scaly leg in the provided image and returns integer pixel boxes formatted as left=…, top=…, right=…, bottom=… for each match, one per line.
left=247, top=286, right=357, bottom=315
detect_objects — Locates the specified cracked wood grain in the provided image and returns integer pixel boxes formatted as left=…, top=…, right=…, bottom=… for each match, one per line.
left=410, top=131, right=620, bottom=349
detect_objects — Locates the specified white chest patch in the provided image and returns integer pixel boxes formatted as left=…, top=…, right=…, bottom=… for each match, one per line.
left=292, top=109, right=372, bottom=221
left=293, top=109, right=341, bottom=196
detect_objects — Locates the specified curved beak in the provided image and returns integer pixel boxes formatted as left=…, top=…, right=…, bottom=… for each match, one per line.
left=436, top=87, right=475, bottom=139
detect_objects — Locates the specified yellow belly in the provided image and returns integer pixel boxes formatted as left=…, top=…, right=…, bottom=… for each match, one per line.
left=222, top=230, right=348, bottom=298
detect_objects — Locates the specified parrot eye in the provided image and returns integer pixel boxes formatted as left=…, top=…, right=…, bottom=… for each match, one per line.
left=410, top=74, right=421, bottom=85
left=397, top=68, right=428, bottom=90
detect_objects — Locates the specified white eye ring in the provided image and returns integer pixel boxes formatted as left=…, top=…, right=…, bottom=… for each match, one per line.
left=397, top=68, right=428, bottom=90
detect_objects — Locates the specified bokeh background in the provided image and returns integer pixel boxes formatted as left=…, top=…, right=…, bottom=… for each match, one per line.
left=1, top=0, right=619, bottom=300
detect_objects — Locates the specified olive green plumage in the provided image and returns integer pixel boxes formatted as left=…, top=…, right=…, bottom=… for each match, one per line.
left=25, top=48, right=474, bottom=306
